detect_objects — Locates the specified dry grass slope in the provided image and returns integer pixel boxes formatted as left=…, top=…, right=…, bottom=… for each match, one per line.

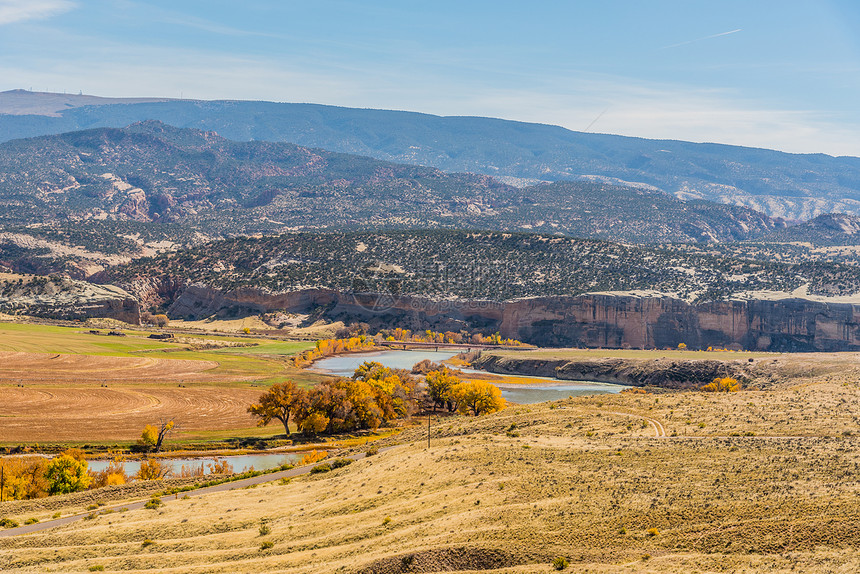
left=4, top=363, right=860, bottom=573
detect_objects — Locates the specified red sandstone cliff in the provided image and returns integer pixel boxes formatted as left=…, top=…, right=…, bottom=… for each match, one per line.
left=157, top=282, right=860, bottom=352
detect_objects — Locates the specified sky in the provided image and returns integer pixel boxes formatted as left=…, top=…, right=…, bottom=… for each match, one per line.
left=1, top=0, right=860, bottom=156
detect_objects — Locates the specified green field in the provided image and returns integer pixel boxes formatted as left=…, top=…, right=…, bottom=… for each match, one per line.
left=212, top=340, right=316, bottom=355
left=0, top=321, right=316, bottom=382
left=0, top=321, right=178, bottom=355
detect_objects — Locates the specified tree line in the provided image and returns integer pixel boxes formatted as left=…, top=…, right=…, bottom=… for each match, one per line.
left=0, top=448, right=220, bottom=502
left=248, top=362, right=505, bottom=437
left=290, top=329, right=527, bottom=369
left=249, top=361, right=418, bottom=435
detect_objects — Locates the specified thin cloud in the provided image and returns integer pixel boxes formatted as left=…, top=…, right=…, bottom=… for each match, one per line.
left=158, top=14, right=287, bottom=39
left=436, top=80, right=860, bottom=157
left=2, top=30, right=857, bottom=157
left=0, top=0, right=75, bottom=26
left=660, top=29, right=742, bottom=50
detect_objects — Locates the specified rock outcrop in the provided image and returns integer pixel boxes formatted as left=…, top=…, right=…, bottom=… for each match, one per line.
left=0, top=274, right=140, bottom=324
left=161, top=283, right=860, bottom=352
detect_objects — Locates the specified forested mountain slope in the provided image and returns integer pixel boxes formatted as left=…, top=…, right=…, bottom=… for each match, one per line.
left=0, top=121, right=784, bottom=244
left=109, top=230, right=860, bottom=303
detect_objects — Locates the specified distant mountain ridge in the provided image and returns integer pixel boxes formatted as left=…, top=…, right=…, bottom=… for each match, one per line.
left=0, top=89, right=171, bottom=117
left=761, top=213, right=860, bottom=246
left=0, top=121, right=785, bottom=244
left=1, top=90, right=860, bottom=220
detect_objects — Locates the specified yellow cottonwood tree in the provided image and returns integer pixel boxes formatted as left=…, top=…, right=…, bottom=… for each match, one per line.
left=136, top=459, right=169, bottom=480
left=700, top=377, right=742, bottom=392
left=139, top=420, right=175, bottom=453
left=248, top=381, right=306, bottom=437
left=450, top=380, right=506, bottom=416
left=426, top=368, right=460, bottom=411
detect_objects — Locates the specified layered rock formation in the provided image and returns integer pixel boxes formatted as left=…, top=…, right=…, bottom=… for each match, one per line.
left=161, top=282, right=860, bottom=352
left=0, top=274, right=140, bottom=324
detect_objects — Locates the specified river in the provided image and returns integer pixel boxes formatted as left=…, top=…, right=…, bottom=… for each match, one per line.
left=313, top=349, right=626, bottom=404
left=87, top=452, right=303, bottom=475
left=84, top=349, right=621, bottom=474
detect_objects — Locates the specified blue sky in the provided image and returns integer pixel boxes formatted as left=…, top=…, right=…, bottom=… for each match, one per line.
left=1, top=0, right=860, bottom=156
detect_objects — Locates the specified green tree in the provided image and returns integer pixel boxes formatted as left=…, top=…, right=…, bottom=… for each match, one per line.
left=44, top=452, right=90, bottom=495
left=248, top=381, right=306, bottom=436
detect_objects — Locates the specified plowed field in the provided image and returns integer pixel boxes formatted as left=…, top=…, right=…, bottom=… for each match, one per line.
left=0, top=351, right=221, bottom=384
left=0, top=322, right=316, bottom=443
left=0, top=385, right=261, bottom=442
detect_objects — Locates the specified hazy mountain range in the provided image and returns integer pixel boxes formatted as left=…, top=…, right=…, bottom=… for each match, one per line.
left=2, top=90, right=860, bottom=221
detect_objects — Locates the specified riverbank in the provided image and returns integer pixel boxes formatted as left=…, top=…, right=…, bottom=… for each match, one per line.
left=0, top=447, right=389, bottom=538
left=472, top=348, right=860, bottom=389
left=472, top=353, right=746, bottom=388
left=7, top=376, right=860, bottom=572
left=313, top=348, right=628, bottom=405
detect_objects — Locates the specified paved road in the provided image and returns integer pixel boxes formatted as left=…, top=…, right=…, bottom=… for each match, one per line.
left=0, top=449, right=387, bottom=538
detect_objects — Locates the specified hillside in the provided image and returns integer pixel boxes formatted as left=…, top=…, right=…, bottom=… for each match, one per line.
left=0, top=89, right=171, bottom=117
left=759, top=213, right=860, bottom=246
left=0, top=122, right=784, bottom=244
left=5, top=374, right=860, bottom=572
left=2, top=91, right=860, bottom=219
left=108, top=230, right=860, bottom=303
left=0, top=273, right=139, bottom=323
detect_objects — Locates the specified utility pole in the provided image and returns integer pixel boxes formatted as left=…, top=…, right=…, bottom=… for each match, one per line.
left=1, top=465, right=4, bottom=503
left=427, top=412, right=431, bottom=449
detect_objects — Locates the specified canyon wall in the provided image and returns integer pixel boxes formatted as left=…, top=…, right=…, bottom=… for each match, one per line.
left=499, top=294, right=860, bottom=352
left=163, top=283, right=860, bottom=351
